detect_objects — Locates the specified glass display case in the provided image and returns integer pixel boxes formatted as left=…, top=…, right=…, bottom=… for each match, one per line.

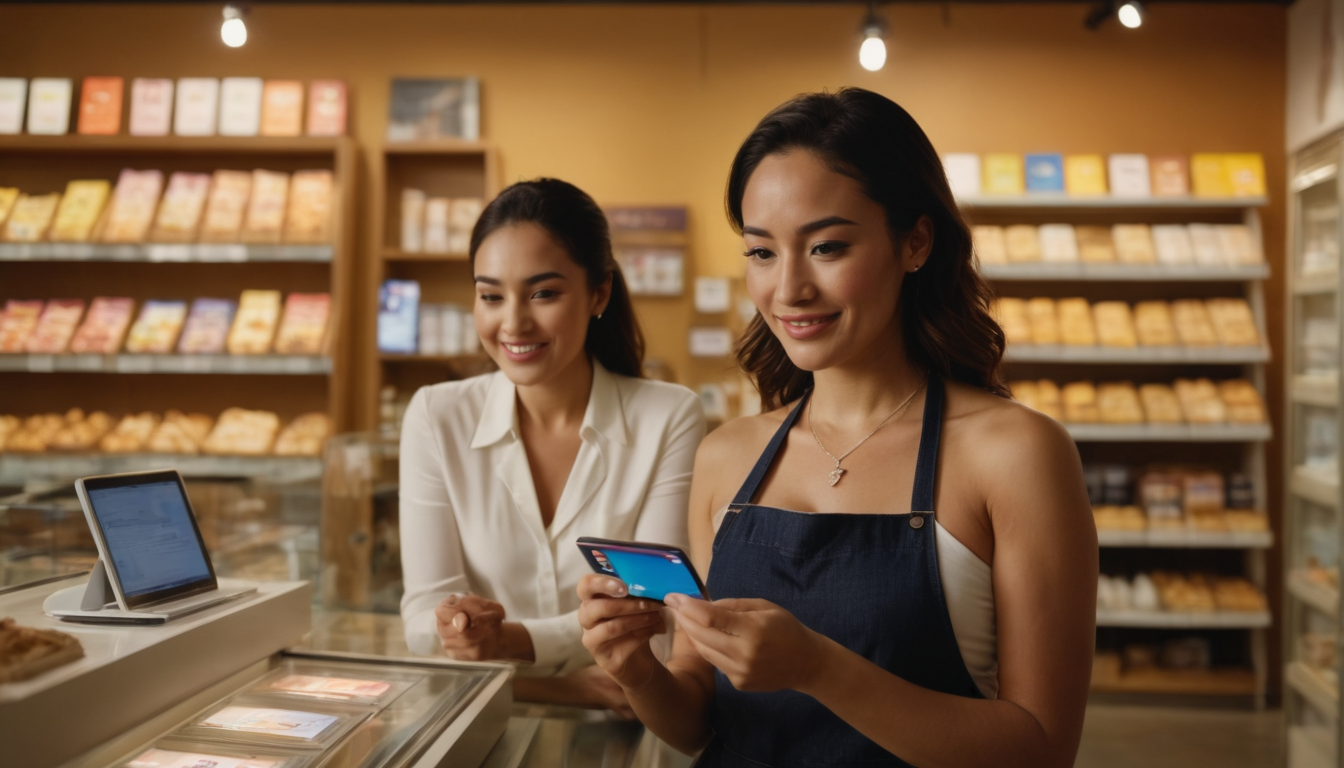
left=322, top=432, right=403, bottom=613
left=1286, top=133, right=1344, bottom=768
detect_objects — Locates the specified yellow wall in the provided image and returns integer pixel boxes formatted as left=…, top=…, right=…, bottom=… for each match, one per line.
left=0, top=2, right=1289, bottom=397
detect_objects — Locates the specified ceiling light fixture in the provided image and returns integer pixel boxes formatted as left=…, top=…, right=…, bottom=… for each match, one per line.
left=1117, top=0, right=1145, bottom=29
left=859, top=2, right=888, bottom=72
left=221, top=4, right=248, bottom=48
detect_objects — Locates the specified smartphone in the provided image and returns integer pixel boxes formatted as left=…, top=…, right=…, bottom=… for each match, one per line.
left=576, top=536, right=709, bottom=602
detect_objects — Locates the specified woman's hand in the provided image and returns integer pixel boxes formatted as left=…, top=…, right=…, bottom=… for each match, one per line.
left=434, top=593, right=507, bottom=661
left=664, top=593, right=829, bottom=694
left=577, top=574, right=668, bottom=690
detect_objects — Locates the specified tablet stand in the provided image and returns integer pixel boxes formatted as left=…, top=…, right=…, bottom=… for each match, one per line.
left=79, top=559, right=116, bottom=611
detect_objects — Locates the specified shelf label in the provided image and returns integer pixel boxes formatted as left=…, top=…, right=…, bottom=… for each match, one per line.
left=26, top=354, right=55, bottom=373
left=148, top=244, right=192, bottom=263
left=115, top=355, right=155, bottom=373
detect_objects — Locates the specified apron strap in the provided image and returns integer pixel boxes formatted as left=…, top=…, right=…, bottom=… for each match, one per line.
left=729, top=391, right=811, bottom=507
left=909, top=376, right=945, bottom=515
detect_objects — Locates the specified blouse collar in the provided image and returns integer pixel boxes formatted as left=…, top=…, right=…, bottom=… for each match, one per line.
left=470, top=359, right=630, bottom=449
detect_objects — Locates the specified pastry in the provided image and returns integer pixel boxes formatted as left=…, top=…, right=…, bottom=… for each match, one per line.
left=1062, top=381, right=1099, bottom=423
left=1138, top=384, right=1183, bottom=424
left=1112, top=224, right=1156, bottom=264
left=1027, top=297, right=1060, bottom=345
left=202, top=407, right=280, bottom=455
left=1175, top=378, right=1226, bottom=423
left=1005, top=224, right=1041, bottom=263
left=273, top=412, right=332, bottom=456
left=993, top=298, right=1032, bottom=345
left=1093, top=301, right=1137, bottom=347
left=100, top=412, right=160, bottom=453
left=1219, top=379, right=1266, bottom=423
left=1171, top=300, right=1218, bottom=347
left=973, top=225, right=1008, bottom=265
left=1097, top=382, right=1143, bottom=424
left=0, top=618, right=84, bottom=683
left=1133, top=301, right=1177, bottom=346
left=1057, top=298, right=1096, bottom=345
left=1038, top=224, right=1079, bottom=263
left=1075, top=225, right=1116, bottom=262
left=1206, top=298, right=1260, bottom=347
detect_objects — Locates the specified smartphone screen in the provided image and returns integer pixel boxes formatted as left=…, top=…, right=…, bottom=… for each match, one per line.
left=577, top=538, right=707, bottom=602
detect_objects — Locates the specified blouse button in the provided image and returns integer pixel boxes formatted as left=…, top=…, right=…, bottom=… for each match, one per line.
left=909, top=515, right=925, bottom=529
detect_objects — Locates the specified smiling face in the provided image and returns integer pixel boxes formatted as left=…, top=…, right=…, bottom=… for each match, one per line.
left=473, top=222, right=610, bottom=389
left=740, top=150, right=931, bottom=373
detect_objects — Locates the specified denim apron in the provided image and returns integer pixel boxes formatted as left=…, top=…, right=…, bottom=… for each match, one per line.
left=697, top=376, right=984, bottom=767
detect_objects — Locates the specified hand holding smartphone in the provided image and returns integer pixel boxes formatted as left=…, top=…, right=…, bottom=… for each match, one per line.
left=576, top=536, right=708, bottom=603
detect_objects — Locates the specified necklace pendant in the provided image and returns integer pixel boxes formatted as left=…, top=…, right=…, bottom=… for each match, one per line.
left=828, top=467, right=846, bottom=487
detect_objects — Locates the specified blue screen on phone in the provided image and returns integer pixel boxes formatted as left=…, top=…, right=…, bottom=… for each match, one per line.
left=587, top=545, right=704, bottom=601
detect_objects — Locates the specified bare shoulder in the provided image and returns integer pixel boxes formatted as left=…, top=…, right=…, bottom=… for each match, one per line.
left=693, top=404, right=792, bottom=499
left=942, top=380, right=1080, bottom=492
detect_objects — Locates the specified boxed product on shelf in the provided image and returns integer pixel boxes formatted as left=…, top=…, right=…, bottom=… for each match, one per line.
left=1133, top=302, right=1178, bottom=346
left=76, top=76, right=123, bottom=136
left=400, top=188, right=426, bottom=252
left=199, top=170, right=252, bottom=243
left=128, top=78, right=173, bottom=137
left=1025, top=153, right=1064, bottom=192
left=1109, top=154, right=1152, bottom=197
left=178, top=298, right=237, bottom=354
left=1011, top=377, right=1266, bottom=425
left=1039, top=224, right=1079, bottom=262
left=173, top=77, right=220, bottom=136
left=283, top=170, right=333, bottom=244
left=0, top=300, right=44, bottom=352
left=1137, top=384, right=1183, bottom=424
left=101, top=169, right=165, bottom=243
left=260, top=80, right=304, bottom=137
left=1026, top=297, right=1059, bottom=344
left=25, top=299, right=85, bottom=354
left=423, top=197, right=451, bottom=253
left=272, top=293, right=330, bottom=355
left=26, top=78, right=73, bottom=135
left=1174, top=377, right=1226, bottom=423
left=1097, top=382, right=1143, bottom=424
left=1064, top=155, right=1107, bottom=195
left=1057, top=298, right=1096, bottom=345
left=202, top=407, right=280, bottom=455
left=307, top=79, right=347, bottom=137
left=69, top=297, right=135, bottom=354
left=124, top=300, right=188, bottom=354
left=1150, top=156, right=1190, bottom=196
left=1112, top=224, right=1156, bottom=263
left=227, top=290, right=283, bottom=354
left=943, top=153, right=981, bottom=198
left=218, top=77, right=264, bottom=137
left=4, top=193, right=60, bottom=242
left=1170, top=300, right=1218, bottom=346
left=1206, top=298, right=1260, bottom=346
left=0, top=187, right=19, bottom=227
left=982, top=153, right=1024, bottom=194
left=1076, top=225, right=1117, bottom=262
left=972, top=225, right=1007, bottom=264
left=1062, top=381, right=1098, bottom=423
left=1151, top=224, right=1196, bottom=264
left=49, top=180, right=111, bottom=242
left=1004, top=224, right=1040, bottom=262
left=241, top=170, right=290, bottom=243
left=377, top=280, right=420, bottom=354
left=1093, top=301, right=1137, bottom=347
left=0, top=78, right=26, bottom=135
left=448, top=198, right=485, bottom=253
left=151, top=172, right=212, bottom=242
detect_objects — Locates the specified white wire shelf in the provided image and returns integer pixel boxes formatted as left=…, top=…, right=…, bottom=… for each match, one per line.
left=1005, top=344, right=1269, bottom=364
left=1065, top=423, right=1271, bottom=442
left=1095, top=608, right=1271, bottom=629
left=1097, top=529, right=1272, bottom=549
left=1287, top=662, right=1340, bottom=719
left=1291, top=465, right=1340, bottom=509
left=1288, top=570, right=1340, bottom=618
left=0, top=453, right=322, bottom=484
left=980, top=263, right=1269, bottom=282
left=0, top=354, right=331, bottom=375
left=959, top=194, right=1268, bottom=209
left=1293, top=374, right=1339, bottom=407
left=0, top=243, right=333, bottom=263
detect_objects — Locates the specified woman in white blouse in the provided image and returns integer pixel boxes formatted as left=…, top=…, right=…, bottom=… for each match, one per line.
left=399, top=178, right=704, bottom=713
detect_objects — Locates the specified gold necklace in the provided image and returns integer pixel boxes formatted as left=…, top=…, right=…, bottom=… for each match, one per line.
left=807, top=377, right=927, bottom=487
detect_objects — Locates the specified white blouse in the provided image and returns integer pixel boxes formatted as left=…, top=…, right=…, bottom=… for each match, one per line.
left=399, top=362, right=705, bottom=674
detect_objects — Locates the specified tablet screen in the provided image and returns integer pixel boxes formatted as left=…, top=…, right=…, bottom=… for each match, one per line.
left=84, top=474, right=214, bottom=605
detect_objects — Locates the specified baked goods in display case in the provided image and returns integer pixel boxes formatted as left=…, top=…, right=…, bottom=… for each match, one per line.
left=993, top=297, right=1261, bottom=349
left=0, top=618, right=84, bottom=683
left=1010, top=378, right=1266, bottom=426
left=1097, top=572, right=1268, bottom=614
left=24, top=299, right=84, bottom=353
left=0, top=408, right=330, bottom=457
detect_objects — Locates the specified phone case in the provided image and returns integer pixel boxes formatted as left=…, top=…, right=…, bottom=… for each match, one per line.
left=575, top=536, right=709, bottom=602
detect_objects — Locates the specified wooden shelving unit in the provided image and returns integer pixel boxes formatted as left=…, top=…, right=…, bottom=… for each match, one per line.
left=968, top=192, right=1273, bottom=708
left=360, top=140, right=500, bottom=430
left=0, top=134, right=357, bottom=483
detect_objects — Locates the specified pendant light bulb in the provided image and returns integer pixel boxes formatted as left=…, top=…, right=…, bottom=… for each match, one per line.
left=221, top=5, right=248, bottom=47
left=1117, top=0, right=1144, bottom=29
left=858, top=3, right=888, bottom=72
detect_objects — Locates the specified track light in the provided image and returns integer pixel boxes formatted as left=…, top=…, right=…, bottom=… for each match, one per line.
left=221, top=4, right=247, bottom=48
left=1117, top=0, right=1145, bottom=28
left=1084, top=0, right=1146, bottom=30
left=858, top=2, right=888, bottom=72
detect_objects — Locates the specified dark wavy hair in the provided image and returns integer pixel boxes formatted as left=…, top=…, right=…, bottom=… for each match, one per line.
left=470, top=178, right=643, bottom=378
left=727, top=88, right=1007, bottom=408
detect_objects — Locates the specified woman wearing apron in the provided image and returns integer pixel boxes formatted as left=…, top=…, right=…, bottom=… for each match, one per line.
left=577, top=89, right=1097, bottom=766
